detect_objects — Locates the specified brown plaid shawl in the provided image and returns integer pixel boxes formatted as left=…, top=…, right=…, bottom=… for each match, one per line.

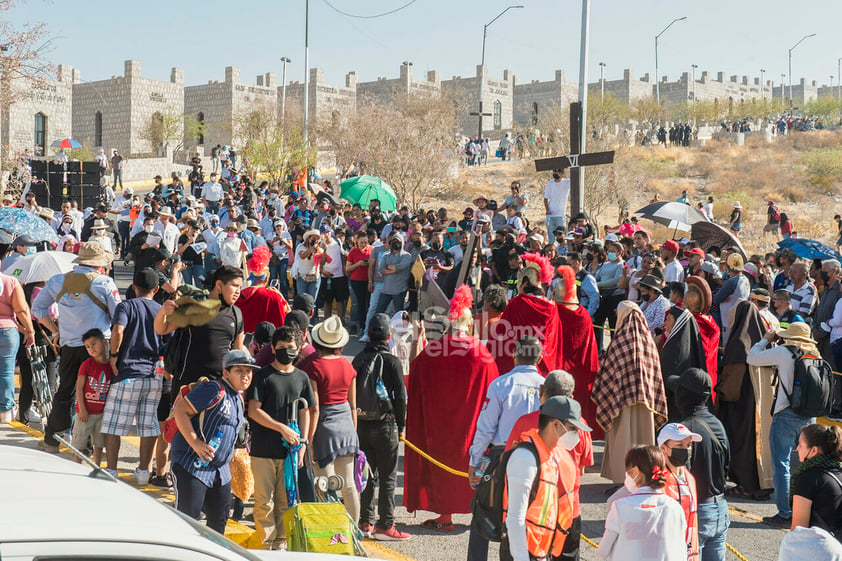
left=592, top=304, right=669, bottom=432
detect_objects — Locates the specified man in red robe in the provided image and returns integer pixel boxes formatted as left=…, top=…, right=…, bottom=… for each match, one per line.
left=552, top=265, right=602, bottom=440
left=488, top=253, right=563, bottom=375
left=235, top=246, right=291, bottom=332
left=404, top=286, right=499, bottom=531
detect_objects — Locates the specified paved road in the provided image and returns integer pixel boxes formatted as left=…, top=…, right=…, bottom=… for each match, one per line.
left=6, top=260, right=787, bottom=561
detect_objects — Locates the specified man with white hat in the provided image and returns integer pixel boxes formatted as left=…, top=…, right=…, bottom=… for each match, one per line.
left=747, top=323, right=823, bottom=528
left=33, top=242, right=121, bottom=453
left=154, top=207, right=180, bottom=254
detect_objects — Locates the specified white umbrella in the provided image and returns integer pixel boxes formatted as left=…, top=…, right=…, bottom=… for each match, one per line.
left=634, top=201, right=709, bottom=232
left=3, top=251, right=77, bottom=284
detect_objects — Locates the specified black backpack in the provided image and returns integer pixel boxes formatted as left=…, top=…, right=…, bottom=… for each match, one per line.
left=355, top=353, right=393, bottom=421
left=776, top=346, right=834, bottom=418
left=471, top=441, right=541, bottom=543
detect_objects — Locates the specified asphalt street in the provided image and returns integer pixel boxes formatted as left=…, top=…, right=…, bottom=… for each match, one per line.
left=4, top=260, right=787, bottom=561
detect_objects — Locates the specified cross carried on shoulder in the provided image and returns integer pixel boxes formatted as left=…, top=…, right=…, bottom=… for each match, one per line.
left=534, top=102, right=615, bottom=216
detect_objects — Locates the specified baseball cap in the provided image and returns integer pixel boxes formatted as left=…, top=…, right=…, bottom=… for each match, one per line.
left=657, top=422, right=703, bottom=446
left=539, top=396, right=592, bottom=432
left=222, top=349, right=260, bottom=370
left=700, top=261, right=719, bottom=275
left=666, top=367, right=712, bottom=396
left=663, top=239, right=679, bottom=253
left=133, top=268, right=159, bottom=291
left=477, top=215, right=491, bottom=224
left=284, top=310, right=310, bottom=334
left=293, top=293, right=315, bottom=314
left=12, top=235, right=37, bottom=248
left=605, top=233, right=619, bottom=242
left=253, top=321, right=276, bottom=346
left=368, top=313, right=391, bottom=341
left=463, top=207, right=474, bottom=216
left=686, top=248, right=705, bottom=259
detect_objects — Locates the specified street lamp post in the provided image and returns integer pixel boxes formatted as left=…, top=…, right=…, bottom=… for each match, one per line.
left=598, top=62, right=606, bottom=100
left=280, top=57, right=291, bottom=130
left=781, top=74, right=786, bottom=106
left=691, top=64, right=697, bottom=125
left=655, top=16, right=687, bottom=106
left=788, top=33, right=816, bottom=113
left=478, top=4, right=524, bottom=138
left=303, top=0, right=310, bottom=146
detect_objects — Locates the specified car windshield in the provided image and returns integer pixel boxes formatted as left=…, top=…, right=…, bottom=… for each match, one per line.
left=172, top=508, right=263, bottom=561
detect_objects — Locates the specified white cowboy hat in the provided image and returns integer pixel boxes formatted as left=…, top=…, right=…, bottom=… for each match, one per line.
left=311, top=315, right=349, bottom=349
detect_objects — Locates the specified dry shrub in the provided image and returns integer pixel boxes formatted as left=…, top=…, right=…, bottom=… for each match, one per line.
left=801, top=148, right=842, bottom=194
left=792, top=130, right=842, bottom=151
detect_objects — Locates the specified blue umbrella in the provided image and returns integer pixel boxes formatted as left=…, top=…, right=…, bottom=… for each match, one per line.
left=283, top=397, right=308, bottom=506
left=778, top=237, right=842, bottom=262
left=0, top=208, right=59, bottom=244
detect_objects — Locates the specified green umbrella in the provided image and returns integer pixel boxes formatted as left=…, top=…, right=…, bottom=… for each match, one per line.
left=339, top=175, right=397, bottom=211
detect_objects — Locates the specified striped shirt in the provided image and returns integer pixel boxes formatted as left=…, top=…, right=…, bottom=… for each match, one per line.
left=171, top=380, right=243, bottom=487
left=788, top=281, right=817, bottom=320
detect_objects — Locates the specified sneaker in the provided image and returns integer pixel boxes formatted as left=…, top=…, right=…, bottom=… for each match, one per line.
left=762, top=514, right=791, bottom=529
left=104, top=468, right=119, bottom=479
left=0, top=410, right=11, bottom=423
left=134, top=468, right=150, bottom=486
left=149, top=473, right=173, bottom=488
left=359, top=522, right=375, bottom=538
left=359, top=334, right=370, bottom=343
left=374, top=525, right=410, bottom=541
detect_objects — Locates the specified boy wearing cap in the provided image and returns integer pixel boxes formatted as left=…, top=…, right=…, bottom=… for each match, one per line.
left=103, top=268, right=164, bottom=484
left=170, top=349, right=257, bottom=533
left=659, top=423, right=702, bottom=561
left=504, top=396, right=591, bottom=561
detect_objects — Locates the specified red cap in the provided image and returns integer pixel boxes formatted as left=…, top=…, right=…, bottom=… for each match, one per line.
left=663, top=239, right=679, bottom=253
left=686, top=248, right=705, bottom=259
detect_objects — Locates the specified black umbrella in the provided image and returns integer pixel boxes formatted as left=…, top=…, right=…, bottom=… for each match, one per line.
left=690, top=221, right=747, bottom=259
left=634, top=201, right=709, bottom=234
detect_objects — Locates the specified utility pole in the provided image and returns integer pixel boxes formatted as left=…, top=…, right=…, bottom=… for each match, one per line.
left=598, top=62, right=605, bottom=100
left=655, top=16, right=687, bottom=106
left=760, top=68, right=765, bottom=100
left=691, top=64, right=697, bottom=125
left=789, top=33, right=816, bottom=113
left=303, top=0, right=310, bottom=146
left=280, top=57, right=291, bottom=131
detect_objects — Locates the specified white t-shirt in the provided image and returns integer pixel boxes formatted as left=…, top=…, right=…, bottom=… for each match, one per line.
left=664, top=259, right=685, bottom=283
left=703, top=201, right=714, bottom=220
left=321, top=239, right=344, bottom=278
left=544, top=178, right=570, bottom=218
left=201, top=182, right=223, bottom=202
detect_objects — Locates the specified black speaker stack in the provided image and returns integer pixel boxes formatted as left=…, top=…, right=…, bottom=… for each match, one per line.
left=28, top=160, right=105, bottom=210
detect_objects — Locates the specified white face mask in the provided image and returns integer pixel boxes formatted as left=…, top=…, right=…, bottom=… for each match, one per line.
left=624, top=472, right=638, bottom=493
left=144, top=225, right=154, bottom=233
left=559, top=430, right=580, bottom=451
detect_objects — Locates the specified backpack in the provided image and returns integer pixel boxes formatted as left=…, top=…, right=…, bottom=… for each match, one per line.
left=355, top=353, right=393, bottom=421
left=771, top=205, right=781, bottom=222
left=162, top=380, right=226, bottom=443
left=471, top=441, right=540, bottom=543
left=775, top=346, right=834, bottom=418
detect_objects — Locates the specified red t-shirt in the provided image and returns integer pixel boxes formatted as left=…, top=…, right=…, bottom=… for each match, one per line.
left=303, top=356, right=356, bottom=405
left=347, top=246, right=372, bottom=282
left=235, top=286, right=290, bottom=333
left=75, top=358, right=114, bottom=415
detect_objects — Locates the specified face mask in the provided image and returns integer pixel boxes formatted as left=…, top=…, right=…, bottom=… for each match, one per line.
left=431, top=241, right=442, bottom=251
left=228, top=231, right=237, bottom=238
left=560, top=429, right=580, bottom=451
left=25, top=246, right=36, bottom=256
left=143, top=224, right=154, bottom=233
left=668, top=447, right=690, bottom=466
left=446, top=227, right=457, bottom=234
left=624, top=472, right=638, bottom=493
left=270, top=194, right=278, bottom=200
left=390, top=241, right=401, bottom=251
left=822, top=271, right=831, bottom=282
left=552, top=173, right=560, bottom=180
left=607, top=252, right=618, bottom=262
left=275, top=347, right=298, bottom=365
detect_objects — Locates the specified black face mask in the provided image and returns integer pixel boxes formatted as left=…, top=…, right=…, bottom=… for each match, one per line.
left=431, top=241, right=442, bottom=251
left=822, top=271, right=831, bottom=283
left=552, top=173, right=560, bottom=180
left=668, top=447, right=691, bottom=466
left=274, top=347, right=298, bottom=365
left=390, top=241, right=401, bottom=251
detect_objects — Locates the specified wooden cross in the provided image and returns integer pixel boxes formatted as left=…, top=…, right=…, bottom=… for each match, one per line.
left=534, top=102, right=615, bottom=216
left=470, top=101, right=493, bottom=138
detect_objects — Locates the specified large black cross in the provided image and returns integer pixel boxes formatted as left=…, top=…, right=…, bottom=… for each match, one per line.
left=470, top=101, right=492, bottom=139
left=534, top=102, right=614, bottom=216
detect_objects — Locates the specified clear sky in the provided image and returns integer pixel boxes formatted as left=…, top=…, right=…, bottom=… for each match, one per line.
left=9, top=0, right=841, bottom=90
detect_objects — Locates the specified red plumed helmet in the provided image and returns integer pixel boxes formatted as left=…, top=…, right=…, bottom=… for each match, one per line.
left=449, top=284, right=473, bottom=321
left=521, top=252, right=554, bottom=285
left=247, top=245, right=272, bottom=273
left=556, top=265, right=577, bottom=303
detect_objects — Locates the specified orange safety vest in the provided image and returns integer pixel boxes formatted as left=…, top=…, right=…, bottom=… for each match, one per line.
left=503, top=429, right=562, bottom=560
left=129, top=207, right=141, bottom=227
left=549, top=446, right=578, bottom=557
left=664, top=468, right=699, bottom=561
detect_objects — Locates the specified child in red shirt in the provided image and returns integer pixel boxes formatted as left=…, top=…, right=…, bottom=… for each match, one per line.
left=72, top=328, right=113, bottom=465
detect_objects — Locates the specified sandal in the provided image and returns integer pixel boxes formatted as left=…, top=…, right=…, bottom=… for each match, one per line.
left=422, top=519, right=455, bottom=532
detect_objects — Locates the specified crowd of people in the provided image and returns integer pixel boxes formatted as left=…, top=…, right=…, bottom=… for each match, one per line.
left=0, top=159, right=841, bottom=560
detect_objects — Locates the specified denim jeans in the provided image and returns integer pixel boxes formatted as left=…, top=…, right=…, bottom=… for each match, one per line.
left=361, top=283, right=383, bottom=339
left=546, top=215, right=567, bottom=244
left=117, top=220, right=131, bottom=257
left=113, top=168, right=123, bottom=189
left=697, top=499, right=729, bottom=561
left=270, top=258, right=289, bottom=299
left=350, top=280, right=369, bottom=327
left=376, top=291, right=406, bottom=315
left=0, top=327, right=20, bottom=412
left=358, top=419, right=399, bottom=529
left=181, top=264, right=206, bottom=288
left=204, top=255, right=220, bottom=280
left=770, top=407, right=814, bottom=518
left=467, top=446, right=505, bottom=561
left=297, top=276, right=320, bottom=300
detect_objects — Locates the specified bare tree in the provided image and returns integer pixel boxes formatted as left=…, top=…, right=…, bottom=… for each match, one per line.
left=319, top=93, right=459, bottom=209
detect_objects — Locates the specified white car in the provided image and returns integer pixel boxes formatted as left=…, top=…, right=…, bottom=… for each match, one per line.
left=0, top=445, right=369, bottom=561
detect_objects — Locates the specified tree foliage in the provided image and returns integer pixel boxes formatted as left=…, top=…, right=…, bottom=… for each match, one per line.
left=138, top=109, right=183, bottom=156
left=318, top=93, right=459, bottom=209
left=630, top=96, right=663, bottom=126
left=805, top=96, right=842, bottom=118
left=235, top=100, right=315, bottom=188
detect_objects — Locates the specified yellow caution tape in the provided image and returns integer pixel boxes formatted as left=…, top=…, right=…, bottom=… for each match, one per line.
left=400, top=436, right=470, bottom=478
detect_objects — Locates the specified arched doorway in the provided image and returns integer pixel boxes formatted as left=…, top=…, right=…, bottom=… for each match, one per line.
left=33, top=112, right=47, bottom=156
